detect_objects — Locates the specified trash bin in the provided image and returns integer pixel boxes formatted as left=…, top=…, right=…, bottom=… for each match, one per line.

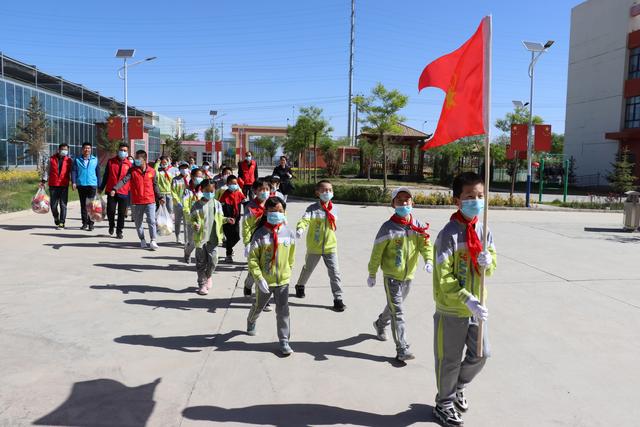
left=623, top=191, right=640, bottom=231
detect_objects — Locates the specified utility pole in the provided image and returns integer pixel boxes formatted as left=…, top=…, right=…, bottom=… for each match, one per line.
left=347, top=0, right=355, bottom=145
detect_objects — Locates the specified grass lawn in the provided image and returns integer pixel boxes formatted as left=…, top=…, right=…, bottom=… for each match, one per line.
left=0, top=170, right=78, bottom=213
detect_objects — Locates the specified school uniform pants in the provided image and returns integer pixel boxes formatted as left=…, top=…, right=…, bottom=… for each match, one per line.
left=107, top=194, right=128, bottom=234
left=295, top=252, right=343, bottom=300
left=184, top=223, right=195, bottom=260
left=433, top=313, right=490, bottom=408
left=77, top=185, right=97, bottom=226
left=49, top=186, right=68, bottom=225
left=223, top=221, right=240, bottom=257
left=195, top=242, right=219, bottom=286
left=376, top=277, right=411, bottom=352
left=247, top=284, right=290, bottom=342
left=132, top=203, right=157, bottom=241
left=174, top=205, right=186, bottom=241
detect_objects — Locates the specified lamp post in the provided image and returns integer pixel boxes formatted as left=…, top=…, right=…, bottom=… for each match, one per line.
left=522, top=40, right=553, bottom=207
left=116, top=49, right=156, bottom=143
left=209, top=110, right=217, bottom=166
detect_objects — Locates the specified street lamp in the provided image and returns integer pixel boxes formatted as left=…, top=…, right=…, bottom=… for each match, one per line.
left=512, top=100, right=529, bottom=109
left=209, top=110, right=217, bottom=165
left=522, top=39, right=553, bottom=207
left=116, top=49, right=156, bottom=143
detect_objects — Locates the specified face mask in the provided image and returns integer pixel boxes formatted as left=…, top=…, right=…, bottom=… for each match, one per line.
left=180, top=169, right=189, bottom=176
left=257, top=190, right=270, bottom=200
left=117, top=150, right=127, bottom=159
left=134, top=159, right=143, bottom=167
left=319, top=192, right=333, bottom=202
left=160, top=163, right=168, bottom=170
left=59, top=150, right=68, bottom=156
left=203, top=165, right=210, bottom=171
left=194, top=177, right=204, bottom=186
left=202, top=192, right=215, bottom=200
left=228, top=184, right=239, bottom=191
left=191, top=165, right=197, bottom=170
left=245, top=156, right=252, bottom=161
left=461, top=199, right=484, bottom=218
left=394, top=205, right=412, bottom=217
left=267, top=212, right=285, bottom=225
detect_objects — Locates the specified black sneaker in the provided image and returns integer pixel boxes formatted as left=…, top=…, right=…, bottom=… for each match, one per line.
left=295, top=286, right=305, bottom=298
left=108, top=226, right=114, bottom=235
left=80, top=224, right=88, bottom=230
left=243, top=287, right=252, bottom=297
left=116, top=232, right=123, bottom=239
left=433, top=404, right=464, bottom=427
left=333, top=299, right=346, bottom=312
left=263, top=302, right=272, bottom=312
left=88, top=224, right=94, bottom=231
left=454, top=388, right=469, bottom=412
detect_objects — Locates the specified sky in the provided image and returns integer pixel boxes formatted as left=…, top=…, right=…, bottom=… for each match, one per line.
left=0, top=0, right=581, bottom=139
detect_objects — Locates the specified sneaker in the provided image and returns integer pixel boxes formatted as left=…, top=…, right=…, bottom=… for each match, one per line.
left=206, top=277, right=213, bottom=290
left=247, top=321, right=257, bottom=336
left=140, top=240, right=148, bottom=249
left=263, top=302, right=272, bottom=312
left=433, top=404, right=464, bottom=427
left=295, top=286, right=305, bottom=298
left=197, top=285, right=208, bottom=295
left=108, top=226, right=114, bottom=235
left=243, top=287, right=252, bottom=297
left=58, top=223, right=65, bottom=230
left=396, top=349, right=415, bottom=362
left=80, top=224, right=88, bottom=230
left=116, top=232, right=123, bottom=239
left=333, top=299, right=346, bottom=312
left=55, top=223, right=61, bottom=230
left=88, top=224, right=94, bottom=231
left=454, top=387, right=469, bottom=412
left=225, top=255, right=233, bottom=264
left=280, top=341, right=293, bottom=356
left=176, top=236, right=183, bottom=245
left=149, top=240, right=159, bottom=250
left=373, top=320, right=387, bottom=341
left=183, top=254, right=190, bottom=264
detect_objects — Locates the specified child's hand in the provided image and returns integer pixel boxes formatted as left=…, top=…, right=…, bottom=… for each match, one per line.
left=478, top=251, right=492, bottom=269
left=424, top=262, right=433, bottom=274
left=257, top=278, right=269, bottom=294
left=367, top=276, right=376, bottom=287
left=193, top=223, right=201, bottom=231
left=295, top=228, right=304, bottom=239
left=244, top=246, right=250, bottom=258
left=227, top=217, right=236, bottom=225
left=465, top=295, right=488, bottom=321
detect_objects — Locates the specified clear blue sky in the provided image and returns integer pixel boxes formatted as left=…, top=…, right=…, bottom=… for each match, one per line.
left=1, top=0, right=580, bottom=139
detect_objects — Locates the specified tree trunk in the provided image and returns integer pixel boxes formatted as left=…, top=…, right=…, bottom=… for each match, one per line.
left=313, top=131, right=318, bottom=182
left=509, top=159, right=519, bottom=203
left=381, top=133, right=388, bottom=191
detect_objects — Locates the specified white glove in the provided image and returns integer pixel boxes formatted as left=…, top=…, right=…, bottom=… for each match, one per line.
left=424, top=262, right=433, bottom=274
left=367, top=276, right=376, bottom=287
left=478, top=251, right=493, bottom=269
left=295, top=228, right=304, bottom=239
left=465, top=295, right=488, bottom=321
left=244, top=246, right=250, bottom=258
left=257, top=278, right=270, bottom=294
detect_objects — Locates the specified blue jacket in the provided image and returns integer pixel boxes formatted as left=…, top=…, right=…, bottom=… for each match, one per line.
left=72, top=155, right=100, bottom=187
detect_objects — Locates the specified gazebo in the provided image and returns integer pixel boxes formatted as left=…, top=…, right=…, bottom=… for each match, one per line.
left=358, top=123, right=431, bottom=180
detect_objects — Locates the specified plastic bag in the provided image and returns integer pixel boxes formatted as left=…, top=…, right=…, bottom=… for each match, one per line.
left=156, top=203, right=174, bottom=236
left=86, top=197, right=104, bottom=223
left=31, top=187, right=50, bottom=214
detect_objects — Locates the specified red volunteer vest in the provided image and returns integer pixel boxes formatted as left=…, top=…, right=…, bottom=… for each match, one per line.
left=48, top=155, right=72, bottom=187
left=240, top=160, right=257, bottom=186
left=105, top=157, right=132, bottom=194
left=129, top=166, right=156, bottom=205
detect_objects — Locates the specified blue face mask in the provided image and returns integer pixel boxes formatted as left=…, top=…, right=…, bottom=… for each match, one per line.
left=266, top=212, right=285, bottom=225
left=134, top=159, right=143, bottom=167
left=191, top=165, right=197, bottom=170
left=180, top=168, right=189, bottom=176
left=245, top=156, right=252, bottom=162
left=202, top=192, right=215, bottom=200
left=117, top=150, right=127, bottom=159
left=319, top=192, right=333, bottom=202
left=194, top=177, right=204, bottom=186
left=461, top=199, right=484, bottom=218
left=394, top=205, right=412, bottom=217
left=228, top=184, right=239, bottom=191
left=258, top=190, right=270, bottom=200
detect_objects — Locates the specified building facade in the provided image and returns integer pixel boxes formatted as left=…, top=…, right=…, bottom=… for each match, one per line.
left=565, top=0, right=640, bottom=185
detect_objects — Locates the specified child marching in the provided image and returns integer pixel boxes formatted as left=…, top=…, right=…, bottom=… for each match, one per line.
left=182, top=168, right=205, bottom=264
left=218, top=174, right=245, bottom=263
left=432, top=172, right=496, bottom=427
left=246, top=197, right=296, bottom=356
left=294, top=180, right=346, bottom=312
left=171, top=162, right=191, bottom=244
left=241, top=180, right=271, bottom=302
left=367, top=187, right=433, bottom=362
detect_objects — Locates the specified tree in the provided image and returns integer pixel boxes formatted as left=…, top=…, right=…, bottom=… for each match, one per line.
left=163, top=131, right=198, bottom=162
left=254, top=136, right=280, bottom=164
left=354, top=83, right=408, bottom=190
left=551, top=133, right=564, bottom=154
left=607, top=147, right=637, bottom=194
left=318, top=137, right=341, bottom=177
left=204, top=127, right=220, bottom=141
left=285, top=106, right=332, bottom=182
left=10, top=96, right=49, bottom=173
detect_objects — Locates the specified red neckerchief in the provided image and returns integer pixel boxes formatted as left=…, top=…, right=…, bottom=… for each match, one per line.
left=248, top=198, right=265, bottom=218
left=321, top=201, right=336, bottom=231
left=182, top=175, right=189, bottom=187
left=451, top=210, right=482, bottom=274
left=390, top=214, right=430, bottom=243
left=264, top=222, right=282, bottom=270
left=219, top=189, right=245, bottom=217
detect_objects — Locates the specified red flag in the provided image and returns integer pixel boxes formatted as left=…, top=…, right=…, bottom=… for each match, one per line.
left=418, top=17, right=490, bottom=149
left=107, top=116, right=123, bottom=140
left=128, top=116, right=144, bottom=140
left=534, top=124, right=552, bottom=152
left=205, top=141, right=213, bottom=152
left=215, top=141, right=223, bottom=152
left=510, top=124, right=528, bottom=151
left=506, top=144, right=527, bottom=160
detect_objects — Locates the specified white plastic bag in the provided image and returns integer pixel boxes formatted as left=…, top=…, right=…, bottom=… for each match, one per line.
left=156, top=204, right=174, bottom=236
left=31, top=187, right=50, bottom=214
left=86, top=197, right=104, bottom=222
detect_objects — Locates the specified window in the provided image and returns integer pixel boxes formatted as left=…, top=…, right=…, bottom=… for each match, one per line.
left=630, top=47, right=640, bottom=79
left=625, top=96, right=640, bottom=128
left=6, top=83, right=14, bottom=108
left=0, top=81, right=5, bottom=106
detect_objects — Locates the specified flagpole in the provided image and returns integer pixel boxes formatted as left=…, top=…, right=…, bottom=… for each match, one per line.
left=477, top=15, right=492, bottom=358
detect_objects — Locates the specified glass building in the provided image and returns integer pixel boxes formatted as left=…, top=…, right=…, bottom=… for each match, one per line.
left=0, top=53, right=164, bottom=167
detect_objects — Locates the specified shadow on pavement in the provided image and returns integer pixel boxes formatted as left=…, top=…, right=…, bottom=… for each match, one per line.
left=90, top=284, right=196, bottom=294
left=584, top=227, right=626, bottom=233
left=33, top=378, right=160, bottom=427
left=123, top=296, right=252, bottom=313
left=115, top=331, right=402, bottom=365
left=94, top=263, right=193, bottom=272
left=0, top=224, right=58, bottom=231
left=182, top=402, right=436, bottom=426
left=31, top=232, right=95, bottom=239
left=44, top=241, right=143, bottom=250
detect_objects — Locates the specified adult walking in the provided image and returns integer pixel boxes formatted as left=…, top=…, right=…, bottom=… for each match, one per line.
left=98, top=143, right=131, bottom=239
left=272, top=155, right=294, bottom=201
left=72, top=142, right=100, bottom=231
left=40, top=143, right=73, bottom=229
left=112, top=150, right=163, bottom=250
left=237, top=151, right=258, bottom=199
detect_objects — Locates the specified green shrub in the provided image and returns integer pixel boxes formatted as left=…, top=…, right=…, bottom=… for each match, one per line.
left=339, top=161, right=360, bottom=176
left=291, top=183, right=390, bottom=203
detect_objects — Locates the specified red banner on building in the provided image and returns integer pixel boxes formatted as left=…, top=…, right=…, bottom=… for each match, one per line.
left=205, top=141, right=213, bottom=152
left=510, top=124, right=528, bottom=151
left=534, top=124, right=552, bottom=152
left=128, top=117, right=144, bottom=140
left=107, top=116, right=123, bottom=140
left=215, top=141, right=222, bottom=152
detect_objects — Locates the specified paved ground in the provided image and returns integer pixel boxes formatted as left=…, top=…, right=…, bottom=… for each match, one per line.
left=0, top=200, right=638, bottom=427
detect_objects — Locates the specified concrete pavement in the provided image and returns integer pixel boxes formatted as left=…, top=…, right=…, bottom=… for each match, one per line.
left=0, top=201, right=638, bottom=426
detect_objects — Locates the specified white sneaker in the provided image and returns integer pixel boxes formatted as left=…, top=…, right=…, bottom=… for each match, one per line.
left=140, top=240, right=147, bottom=249
left=176, top=236, right=184, bottom=245
left=150, top=240, right=159, bottom=250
